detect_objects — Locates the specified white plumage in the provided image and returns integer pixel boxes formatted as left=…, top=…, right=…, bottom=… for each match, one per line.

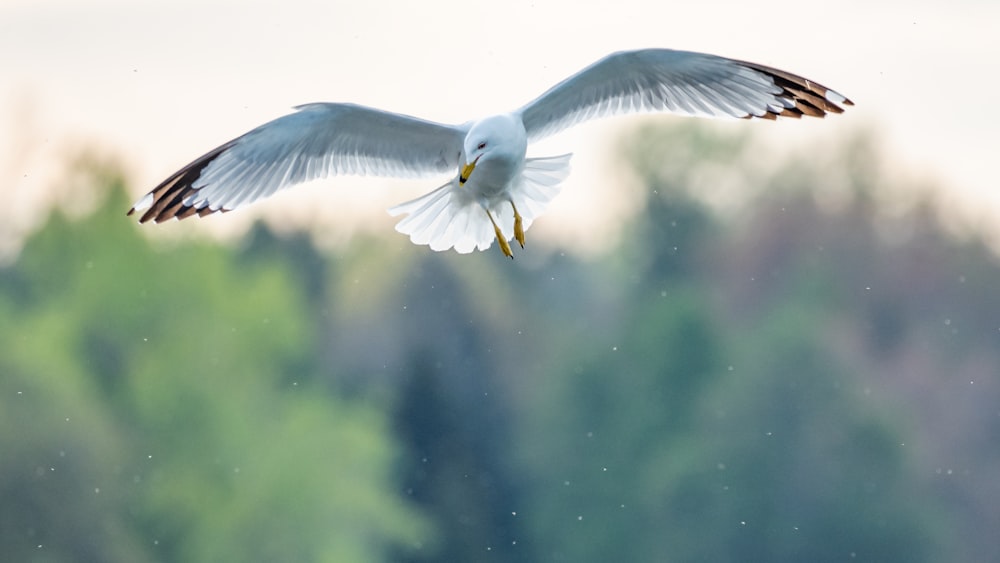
left=129, top=49, right=852, bottom=257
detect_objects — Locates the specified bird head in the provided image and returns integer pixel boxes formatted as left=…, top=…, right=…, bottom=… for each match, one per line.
left=460, top=133, right=490, bottom=186
left=459, top=114, right=527, bottom=186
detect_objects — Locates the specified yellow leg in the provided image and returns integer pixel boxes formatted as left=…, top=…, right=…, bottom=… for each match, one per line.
left=486, top=209, right=513, bottom=258
left=510, top=200, right=525, bottom=248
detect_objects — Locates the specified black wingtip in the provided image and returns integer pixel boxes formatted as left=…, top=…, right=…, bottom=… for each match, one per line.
left=738, top=60, right=853, bottom=120
left=134, top=140, right=235, bottom=224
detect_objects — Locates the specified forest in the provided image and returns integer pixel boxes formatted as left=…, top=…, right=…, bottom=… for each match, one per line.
left=2, top=122, right=998, bottom=562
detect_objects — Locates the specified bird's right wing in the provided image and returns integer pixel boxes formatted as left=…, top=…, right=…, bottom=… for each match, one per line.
left=517, top=49, right=853, bottom=142
left=130, top=103, right=467, bottom=223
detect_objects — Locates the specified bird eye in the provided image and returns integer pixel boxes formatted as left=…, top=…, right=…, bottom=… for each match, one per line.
left=477, top=142, right=487, bottom=150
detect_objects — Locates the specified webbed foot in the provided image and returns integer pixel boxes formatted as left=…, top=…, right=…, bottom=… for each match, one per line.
left=511, top=200, right=525, bottom=249
left=486, top=209, right=514, bottom=259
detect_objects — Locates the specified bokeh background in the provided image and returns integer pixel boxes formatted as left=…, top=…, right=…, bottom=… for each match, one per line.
left=3, top=1, right=999, bottom=561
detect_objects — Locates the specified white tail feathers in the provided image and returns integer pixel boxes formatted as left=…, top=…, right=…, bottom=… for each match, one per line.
left=388, top=153, right=572, bottom=254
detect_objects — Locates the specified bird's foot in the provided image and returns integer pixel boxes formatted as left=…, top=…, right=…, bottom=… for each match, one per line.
left=511, top=201, right=525, bottom=249
left=486, top=209, right=514, bottom=259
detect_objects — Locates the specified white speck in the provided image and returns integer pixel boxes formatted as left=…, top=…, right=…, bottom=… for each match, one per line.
left=94, top=487, right=100, bottom=494
left=563, top=480, right=570, bottom=486
left=825, top=90, right=847, bottom=104
left=765, top=431, right=772, bottom=437
left=740, top=521, right=746, bottom=526
left=133, top=192, right=154, bottom=211
left=511, top=511, right=517, bottom=516
left=611, top=346, right=618, bottom=351
left=577, top=515, right=583, bottom=521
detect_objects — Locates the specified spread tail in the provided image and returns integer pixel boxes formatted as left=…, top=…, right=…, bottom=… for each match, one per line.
left=387, top=153, right=572, bottom=254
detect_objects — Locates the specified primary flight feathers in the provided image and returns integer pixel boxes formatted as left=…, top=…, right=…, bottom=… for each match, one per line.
left=130, top=48, right=851, bottom=256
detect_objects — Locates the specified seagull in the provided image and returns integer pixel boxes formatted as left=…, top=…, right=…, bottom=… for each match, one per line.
left=129, top=49, right=852, bottom=258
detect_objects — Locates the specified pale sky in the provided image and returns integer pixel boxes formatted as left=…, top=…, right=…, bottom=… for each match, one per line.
left=2, top=0, right=997, bottom=258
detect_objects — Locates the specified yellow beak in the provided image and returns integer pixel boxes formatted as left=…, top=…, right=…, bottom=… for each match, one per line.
left=459, top=157, right=479, bottom=186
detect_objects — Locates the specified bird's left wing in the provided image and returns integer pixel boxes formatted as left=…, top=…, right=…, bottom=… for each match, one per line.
left=517, top=49, right=852, bottom=142
left=130, top=103, right=467, bottom=223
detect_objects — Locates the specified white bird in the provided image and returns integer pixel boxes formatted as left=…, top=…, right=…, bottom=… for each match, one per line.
left=129, top=49, right=852, bottom=258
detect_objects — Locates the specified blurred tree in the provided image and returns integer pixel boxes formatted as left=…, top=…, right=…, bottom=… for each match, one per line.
left=514, top=125, right=946, bottom=562
left=385, top=257, right=535, bottom=562
left=517, top=286, right=725, bottom=562
left=0, top=159, right=426, bottom=562
left=5, top=120, right=999, bottom=563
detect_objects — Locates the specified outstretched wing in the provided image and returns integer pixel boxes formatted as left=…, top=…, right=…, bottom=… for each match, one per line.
left=517, top=49, right=853, bottom=142
left=130, top=103, right=467, bottom=223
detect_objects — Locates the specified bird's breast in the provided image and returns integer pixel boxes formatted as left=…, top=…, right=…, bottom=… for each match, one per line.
left=469, top=154, right=524, bottom=200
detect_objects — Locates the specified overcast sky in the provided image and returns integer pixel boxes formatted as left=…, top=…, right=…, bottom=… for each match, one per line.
left=2, top=0, right=997, bottom=257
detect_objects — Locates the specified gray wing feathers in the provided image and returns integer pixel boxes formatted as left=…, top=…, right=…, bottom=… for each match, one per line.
left=130, top=103, right=465, bottom=223
left=518, top=49, right=853, bottom=142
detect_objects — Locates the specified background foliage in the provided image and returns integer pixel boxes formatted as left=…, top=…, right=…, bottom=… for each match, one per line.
left=2, top=124, right=997, bottom=561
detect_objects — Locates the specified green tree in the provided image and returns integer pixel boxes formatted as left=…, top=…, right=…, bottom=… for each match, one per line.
left=513, top=125, right=943, bottom=562
left=0, top=160, right=426, bottom=562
